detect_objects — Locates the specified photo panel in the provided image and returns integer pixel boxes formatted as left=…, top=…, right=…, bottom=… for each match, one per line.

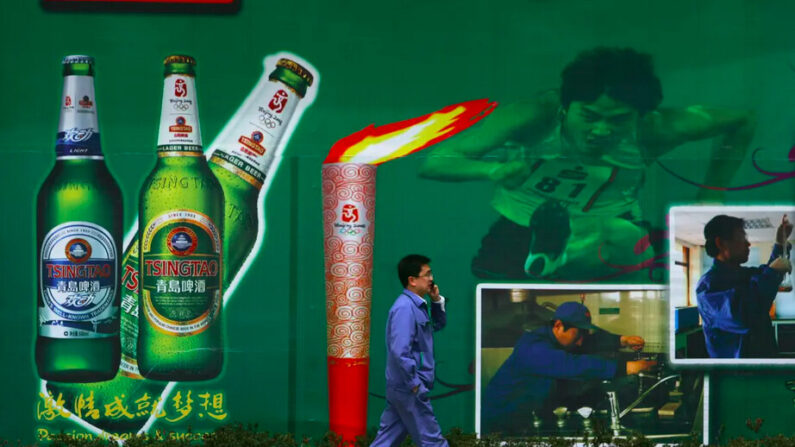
left=476, top=283, right=704, bottom=442
left=669, top=206, right=795, bottom=365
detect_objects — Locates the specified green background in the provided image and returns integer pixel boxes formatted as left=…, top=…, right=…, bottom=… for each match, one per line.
left=2, top=0, right=795, bottom=443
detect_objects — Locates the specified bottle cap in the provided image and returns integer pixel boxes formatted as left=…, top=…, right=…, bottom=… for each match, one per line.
left=163, top=54, right=197, bottom=66
left=62, top=55, right=94, bottom=65
left=275, top=58, right=313, bottom=86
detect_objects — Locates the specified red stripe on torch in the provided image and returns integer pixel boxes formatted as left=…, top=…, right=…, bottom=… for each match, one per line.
left=328, top=357, right=370, bottom=442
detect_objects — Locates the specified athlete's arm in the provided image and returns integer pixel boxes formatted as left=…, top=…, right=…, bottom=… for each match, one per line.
left=418, top=90, right=559, bottom=188
left=640, top=106, right=756, bottom=201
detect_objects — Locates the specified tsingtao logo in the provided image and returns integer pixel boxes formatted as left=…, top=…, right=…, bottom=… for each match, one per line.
left=174, top=78, right=187, bottom=98
left=65, top=238, right=92, bottom=263
left=341, top=204, right=360, bottom=223
left=78, top=95, right=93, bottom=108
left=168, top=116, right=193, bottom=133
left=65, top=96, right=72, bottom=107
left=167, top=227, right=198, bottom=256
left=268, top=90, right=288, bottom=114
left=238, top=131, right=266, bottom=156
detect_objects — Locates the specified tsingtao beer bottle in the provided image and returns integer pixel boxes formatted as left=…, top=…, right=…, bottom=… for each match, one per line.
left=118, top=57, right=313, bottom=380
left=208, top=58, right=314, bottom=285
left=36, top=55, right=123, bottom=383
left=137, top=55, right=224, bottom=381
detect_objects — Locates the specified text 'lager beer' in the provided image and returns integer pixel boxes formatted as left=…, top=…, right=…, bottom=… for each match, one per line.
left=137, top=55, right=224, bottom=381
left=208, top=58, right=314, bottom=283
left=36, top=55, right=122, bottom=383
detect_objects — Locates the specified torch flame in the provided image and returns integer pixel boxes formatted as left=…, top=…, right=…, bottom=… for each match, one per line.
left=324, top=98, right=497, bottom=165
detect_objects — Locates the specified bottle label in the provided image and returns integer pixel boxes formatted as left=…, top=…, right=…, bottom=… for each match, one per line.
left=157, top=74, right=203, bottom=153
left=208, top=80, right=300, bottom=188
left=140, top=210, right=221, bottom=336
left=56, top=76, right=102, bottom=158
left=39, top=222, right=118, bottom=339
left=119, top=243, right=144, bottom=379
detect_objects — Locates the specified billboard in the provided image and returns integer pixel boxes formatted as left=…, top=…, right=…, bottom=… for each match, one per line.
left=1, top=0, right=794, bottom=444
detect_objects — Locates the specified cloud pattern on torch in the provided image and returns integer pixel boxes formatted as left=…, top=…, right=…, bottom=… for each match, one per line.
left=323, top=163, right=376, bottom=358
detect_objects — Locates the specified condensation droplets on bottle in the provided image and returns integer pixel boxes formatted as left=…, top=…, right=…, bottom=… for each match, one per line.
left=137, top=55, right=225, bottom=381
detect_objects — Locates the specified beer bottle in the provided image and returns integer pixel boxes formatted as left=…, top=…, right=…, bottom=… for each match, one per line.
left=42, top=56, right=315, bottom=434
left=137, top=55, right=224, bottom=381
left=36, top=55, right=122, bottom=383
left=117, top=57, right=313, bottom=380
left=208, top=58, right=314, bottom=284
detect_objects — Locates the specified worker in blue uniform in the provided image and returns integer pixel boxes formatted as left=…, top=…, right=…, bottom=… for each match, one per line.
left=371, top=254, right=448, bottom=447
left=481, top=301, right=656, bottom=435
left=696, top=214, right=792, bottom=358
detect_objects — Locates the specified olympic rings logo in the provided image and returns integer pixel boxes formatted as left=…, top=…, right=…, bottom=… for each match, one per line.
left=259, top=114, right=277, bottom=129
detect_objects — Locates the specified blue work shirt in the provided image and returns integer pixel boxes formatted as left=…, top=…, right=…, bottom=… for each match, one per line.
left=385, top=289, right=447, bottom=393
left=696, top=244, right=786, bottom=358
left=482, top=326, right=622, bottom=434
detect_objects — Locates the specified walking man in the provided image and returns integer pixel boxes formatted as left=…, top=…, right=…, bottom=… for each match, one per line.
left=371, top=254, right=448, bottom=447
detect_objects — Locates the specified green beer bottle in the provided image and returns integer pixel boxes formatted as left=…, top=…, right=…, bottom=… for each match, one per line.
left=208, top=58, right=314, bottom=284
left=118, top=57, right=313, bottom=381
left=137, top=55, right=224, bottom=381
left=36, top=55, right=122, bottom=383
left=42, top=56, right=315, bottom=436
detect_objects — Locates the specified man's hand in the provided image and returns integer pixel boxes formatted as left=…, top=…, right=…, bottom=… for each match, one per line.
left=412, top=385, right=419, bottom=394
left=626, top=360, right=657, bottom=375
left=776, top=215, right=793, bottom=247
left=620, top=335, right=645, bottom=351
left=488, top=160, right=531, bottom=190
left=770, top=256, right=792, bottom=274
left=429, top=284, right=441, bottom=302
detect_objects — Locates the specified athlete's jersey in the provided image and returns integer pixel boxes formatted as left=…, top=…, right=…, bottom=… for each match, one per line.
left=491, top=127, right=646, bottom=225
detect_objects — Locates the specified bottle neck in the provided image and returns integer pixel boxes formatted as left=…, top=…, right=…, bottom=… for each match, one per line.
left=56, top=75, right=102, bottom=159
left=207, top=76, right=303, bottom=190
left=54, top=157, right=107, bottom=169
left=156, top=73, right=203, bottom=157
left=155, top=153, right=206, bottom=167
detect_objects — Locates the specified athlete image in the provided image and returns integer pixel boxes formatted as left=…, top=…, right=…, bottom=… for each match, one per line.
left=420, top=47, right=756, bottom=280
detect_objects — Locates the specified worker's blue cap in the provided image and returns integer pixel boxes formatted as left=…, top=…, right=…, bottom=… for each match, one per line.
left=553, top=302, right=598, bottom=330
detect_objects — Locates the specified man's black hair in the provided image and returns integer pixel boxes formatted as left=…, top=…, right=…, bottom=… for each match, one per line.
left=703, top=215, right=745, bottom=258
left=398, top=254, right=431, bottom=287
left=560, top=47, right=663, bottom=115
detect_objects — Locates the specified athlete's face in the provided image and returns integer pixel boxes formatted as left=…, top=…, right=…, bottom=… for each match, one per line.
left=561, top=94, right=640, bottom=157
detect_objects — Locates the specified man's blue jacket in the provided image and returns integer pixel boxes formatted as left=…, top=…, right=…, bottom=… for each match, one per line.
left=696, top=244, right=786, bottom=358
left=482, top=325, right=622, bottom=433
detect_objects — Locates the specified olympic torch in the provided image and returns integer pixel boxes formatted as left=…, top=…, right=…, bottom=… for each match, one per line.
left=322, top=99, right=496, bottom=442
